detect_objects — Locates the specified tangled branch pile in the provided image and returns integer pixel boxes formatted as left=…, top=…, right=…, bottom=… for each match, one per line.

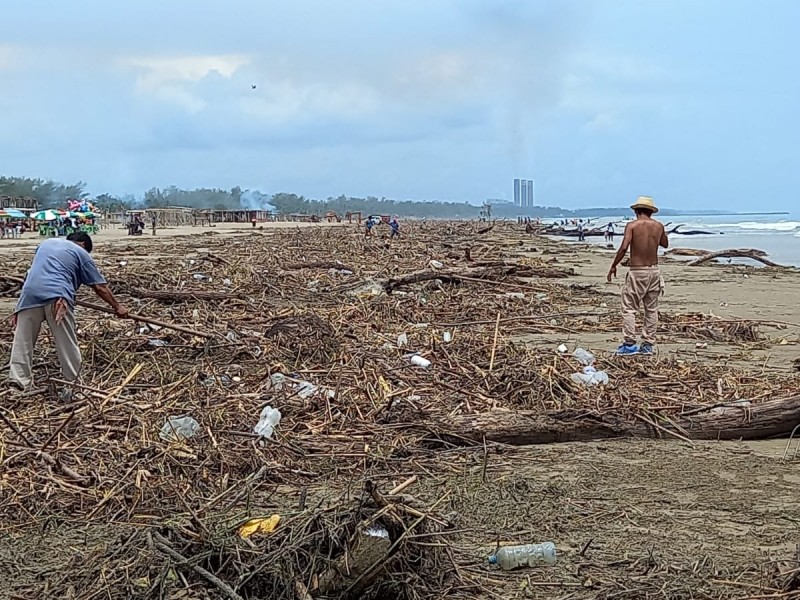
left=0, top=222, right=797, bottom=599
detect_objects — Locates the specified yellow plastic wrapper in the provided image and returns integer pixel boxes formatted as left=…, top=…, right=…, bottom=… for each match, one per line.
left=238, top=514, right=281, bottom=539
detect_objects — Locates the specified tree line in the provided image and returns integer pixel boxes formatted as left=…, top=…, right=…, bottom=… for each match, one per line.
left=1, top=175, right=483, bottom=218
left=6, top=174, right=694, bottom=218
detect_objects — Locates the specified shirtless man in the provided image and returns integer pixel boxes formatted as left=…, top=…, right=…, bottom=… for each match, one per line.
left=607, top=196, right=668, bottom=354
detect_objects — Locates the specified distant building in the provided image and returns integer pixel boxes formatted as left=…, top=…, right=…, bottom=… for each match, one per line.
left=512, top=178, right=536, bottom=208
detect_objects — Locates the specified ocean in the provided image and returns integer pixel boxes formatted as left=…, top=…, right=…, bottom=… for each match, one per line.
left=563, top=214, right=800, bottom=267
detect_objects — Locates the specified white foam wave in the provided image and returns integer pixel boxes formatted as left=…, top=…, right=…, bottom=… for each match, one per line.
left=706, top=221, right=800, bottom=232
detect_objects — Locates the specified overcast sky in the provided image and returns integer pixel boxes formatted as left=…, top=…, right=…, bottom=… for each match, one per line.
left=1, top=0, right=798, bottom=210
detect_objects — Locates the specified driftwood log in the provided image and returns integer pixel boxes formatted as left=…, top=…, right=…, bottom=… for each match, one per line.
left=440, top=395, right=800, bottom=445
left=383, top=263, right=572, bottom=292
left=668, top=224, right=720, bottom=235
left=687, top=248, right=782, bottom=268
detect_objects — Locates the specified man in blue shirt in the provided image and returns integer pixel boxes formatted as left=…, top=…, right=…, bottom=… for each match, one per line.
left=9, top=232, right=129, bottom=392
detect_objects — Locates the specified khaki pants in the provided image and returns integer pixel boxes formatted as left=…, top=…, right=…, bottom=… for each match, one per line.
left=621, top=267, right=664, bottom=345
left=9, top=303, right=81, bottom=389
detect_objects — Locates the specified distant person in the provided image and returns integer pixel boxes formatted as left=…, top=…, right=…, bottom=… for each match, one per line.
left=8, top=232, right=129, bottom=395
left=151, top=213, right=157, bottom=236
left=389, top=218, right=400, bottom=239
left=577, top=220, right=585, bottom=242
left=365, top=217, right=374, bottom=237
left=605, top=222, right=615, bottom=242
left=251, top=216, right=257, bottom=228
left=607, top=196, right=669, bottom=355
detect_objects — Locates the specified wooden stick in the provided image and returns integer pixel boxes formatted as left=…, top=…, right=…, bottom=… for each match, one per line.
left=150, top=532, right=244, bottom=600
left=488, top=313, right=501, bottom=372
left=75, top=300, right=214, bottom=338
left=389, top=475, right=417, bottom=495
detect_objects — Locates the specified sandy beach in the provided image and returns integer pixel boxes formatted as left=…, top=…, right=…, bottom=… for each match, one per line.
left=1, top=220, right=798, bottom=599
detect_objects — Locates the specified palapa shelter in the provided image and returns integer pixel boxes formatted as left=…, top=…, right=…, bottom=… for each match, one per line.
left=196, top=209, right=274, bottom=224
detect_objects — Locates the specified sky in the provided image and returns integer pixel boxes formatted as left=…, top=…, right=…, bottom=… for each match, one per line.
left=1, top=0, right=799, bottom=211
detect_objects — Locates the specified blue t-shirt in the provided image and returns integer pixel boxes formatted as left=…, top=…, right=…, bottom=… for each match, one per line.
left=15, top=239, right=106, bottom=312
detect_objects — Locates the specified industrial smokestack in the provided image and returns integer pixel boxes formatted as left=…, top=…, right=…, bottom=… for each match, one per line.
left=520, top=179, right=528, bottom=207
left=526, top=180, right=534, bottom=207
left=513, top=179, right=521, bottom=207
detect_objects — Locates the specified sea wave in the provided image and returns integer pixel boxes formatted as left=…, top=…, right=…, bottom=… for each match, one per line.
left=706, top=221, right=800, bottom=232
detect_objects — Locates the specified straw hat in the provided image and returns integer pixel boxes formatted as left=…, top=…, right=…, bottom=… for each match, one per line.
left=630, top=196, right=658, bottom=214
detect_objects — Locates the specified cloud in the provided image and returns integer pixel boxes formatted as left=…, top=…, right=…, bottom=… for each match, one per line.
left=123, top=54, right=249, bottom=112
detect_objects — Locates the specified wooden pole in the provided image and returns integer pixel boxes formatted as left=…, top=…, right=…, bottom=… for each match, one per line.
left=75, top=300, right=214, bottom=339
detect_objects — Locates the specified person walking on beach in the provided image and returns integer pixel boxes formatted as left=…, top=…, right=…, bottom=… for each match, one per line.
left=8, top=232, right=129, bottom=395
left=605, top=222, right=615, bottom=242
left=606, top=196, right=668, bottom=355
left=577, top=220, right=586, bottom=242
left=389, top=218, right=400, bottom=239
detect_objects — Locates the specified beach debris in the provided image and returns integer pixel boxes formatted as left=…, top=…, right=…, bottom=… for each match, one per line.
left=409, top=354, right=432, bottom=368
left=571, top=365, right=609, bottom=386
left=159, top=416, right=200, bottom=442
left=238, top=515, right=281, bottom=539
left=687, top=248, right=782, bottom=268
left=443, top=331, right=453, bottom=342
left=573, top=348, right=595, bottom=366
left=500, top=292, right=525, bottom=300
left=488, top=542, right=557, bottom=570
left=557, top=344, right=568, bottom=353
left=253, top=406, right=282, bottom=439
left=0, top=222, right=798, bottom=600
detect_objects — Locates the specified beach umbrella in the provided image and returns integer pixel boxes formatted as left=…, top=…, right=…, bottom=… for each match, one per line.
left=31, top=209, right=59, bottom=221
left=77, top=211, right=98, bottom=218
left=5, top=209, right=27, bottom=219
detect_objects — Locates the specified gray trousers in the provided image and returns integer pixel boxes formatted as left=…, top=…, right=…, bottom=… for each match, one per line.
left=9, top=303, right=81, bottom=389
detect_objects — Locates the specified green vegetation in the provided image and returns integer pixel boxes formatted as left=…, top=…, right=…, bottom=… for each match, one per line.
left=0, top=176, right=88, bottom=205
left=3, top=175, right=768, bottom=218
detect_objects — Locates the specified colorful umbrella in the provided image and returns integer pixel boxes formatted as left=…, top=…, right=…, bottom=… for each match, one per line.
left=5, top=209, right=27, bottom=219
left=31, top=210, right=60, bottom=221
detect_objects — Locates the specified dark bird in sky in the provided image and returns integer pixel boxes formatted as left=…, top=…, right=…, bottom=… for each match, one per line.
left=251, top=84, right=257, bottom=90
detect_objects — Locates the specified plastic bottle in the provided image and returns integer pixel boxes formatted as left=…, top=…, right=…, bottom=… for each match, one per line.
left=573, top=348, right=595, bottom=366
left=570, top=365, right=609, bottom=385
left=410, top=354, right=432, bottom=368
left=254, top=406, right=282, bottom=439
left=159, top=416, right=200, bottom=441
left=488, top=542, right=557, bottom=570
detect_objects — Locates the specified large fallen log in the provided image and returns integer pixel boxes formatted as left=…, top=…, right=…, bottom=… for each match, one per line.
left=668, top=224, right=721, bottom=235
left=687, top=248, right=782, bottom=267
left=439, top=395, right=800, bottom=445
left=383, top=263, right=572, bottom=292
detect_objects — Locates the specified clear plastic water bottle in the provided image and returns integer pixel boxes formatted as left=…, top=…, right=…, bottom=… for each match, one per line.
left=573, top=348, right=595, bottom=366
left=488, top=542, right=557, bottom=570
left=159, top=416, right=200, bottom=441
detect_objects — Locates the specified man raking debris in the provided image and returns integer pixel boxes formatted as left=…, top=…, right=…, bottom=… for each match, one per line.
left=8, top=232, right=129, bottom=397
left=607, top=196, right=669, bottom=355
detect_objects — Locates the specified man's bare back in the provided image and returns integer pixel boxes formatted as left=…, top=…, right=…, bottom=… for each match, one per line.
left=608, top=213, right=668, bottom=281
left=626, top=218, right=668, bottom=266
